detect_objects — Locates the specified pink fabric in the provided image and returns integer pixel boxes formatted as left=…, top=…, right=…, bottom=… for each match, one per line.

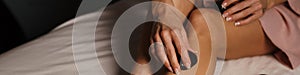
left=259, top=0, right=300, bottom=69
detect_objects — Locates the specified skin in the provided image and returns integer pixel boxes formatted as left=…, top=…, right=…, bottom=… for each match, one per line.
left=150, top=0, right=196, bottom=74
left=157, top=8, right=276, bottom=75
left=222, top=0, right=287, bottom=26
left=132, top=8, right=275, bottom=75
left=139, top=0, right=289, bottom=74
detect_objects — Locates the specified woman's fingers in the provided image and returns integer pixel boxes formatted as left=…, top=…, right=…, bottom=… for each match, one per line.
left=222, top=0, right=265, bottom=26
left=223, top=0, right=256, bottom=19
left=151, top=23, right=194, bottom=74
left=160, top=28, right=181, bottom=74
left=179, top=29, right=198, bottom=54
left=238, top=10, right=263, bottom=25
left=152, top=24, right=173, bottom=72
left=154, top=41, right=173, bottom=73
left=235, top=3, right=263, bottom=25
left=226, top=2, right=262, bottom=25
left=221, top=0, right=239, bottom=9
left=171, top=30, right=191, bottom=69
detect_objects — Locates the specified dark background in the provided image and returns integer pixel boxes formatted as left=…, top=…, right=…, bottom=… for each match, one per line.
left=0, top=0, right=119, bottom=53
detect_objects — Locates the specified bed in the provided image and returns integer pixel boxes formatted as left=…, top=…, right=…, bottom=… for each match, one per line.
left=0, top=0, right=299, bottom=75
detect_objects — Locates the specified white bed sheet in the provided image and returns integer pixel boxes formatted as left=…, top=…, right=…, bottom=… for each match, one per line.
left=220, top=55, right=300, bottom=75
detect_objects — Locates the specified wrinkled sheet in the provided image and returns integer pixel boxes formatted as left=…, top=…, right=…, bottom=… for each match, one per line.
left=220, top=55, right=300, bottom=75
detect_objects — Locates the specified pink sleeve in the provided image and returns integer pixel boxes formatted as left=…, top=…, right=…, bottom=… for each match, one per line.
left=288, top=0, right=300, bottom=15
left=259, top=0, right=300, bottom=69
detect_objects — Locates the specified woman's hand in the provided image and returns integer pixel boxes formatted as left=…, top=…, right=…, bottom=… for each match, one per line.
left=150, top=22, right=197, bottom=74
left=149, top=0, right=196, bottom=74
left=221, top=0, right=268, bottom=26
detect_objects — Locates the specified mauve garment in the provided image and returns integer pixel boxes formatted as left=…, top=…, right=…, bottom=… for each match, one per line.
left=259, top=0, right=300, bottom=69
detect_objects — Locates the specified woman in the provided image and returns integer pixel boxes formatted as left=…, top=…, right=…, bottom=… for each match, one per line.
left=138, top=0, right=299, bottom=74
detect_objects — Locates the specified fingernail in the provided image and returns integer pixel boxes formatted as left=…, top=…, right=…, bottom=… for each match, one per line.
left=221, top=5, right=226, bottom=9
left=175, top=68, right=180, bottom=75
left=167, top=67, right=173, bottom=72
left=222, top=3, right=227, bottom=9
left=235, top=22, right=241, bottom=26
left=222, top=13, right=228, bottom=18
left=226, top=17, right=232, bottom=21
left=186, top=63, right=191, bottom=69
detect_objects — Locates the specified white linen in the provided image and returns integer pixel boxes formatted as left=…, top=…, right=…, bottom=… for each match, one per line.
left=220, top=55, right=300, bottom=75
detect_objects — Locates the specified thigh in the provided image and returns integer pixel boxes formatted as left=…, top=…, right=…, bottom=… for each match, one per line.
left=186, top=8, right=276, bottom=75
left=189, top=8, right=276, bottom=60
left=132, top=8, right=276, bottom=75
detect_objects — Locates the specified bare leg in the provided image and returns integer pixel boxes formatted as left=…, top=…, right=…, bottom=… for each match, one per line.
left=187, top=8, right=276, bottom=75
left=189, top=8, right=276, bottom=60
